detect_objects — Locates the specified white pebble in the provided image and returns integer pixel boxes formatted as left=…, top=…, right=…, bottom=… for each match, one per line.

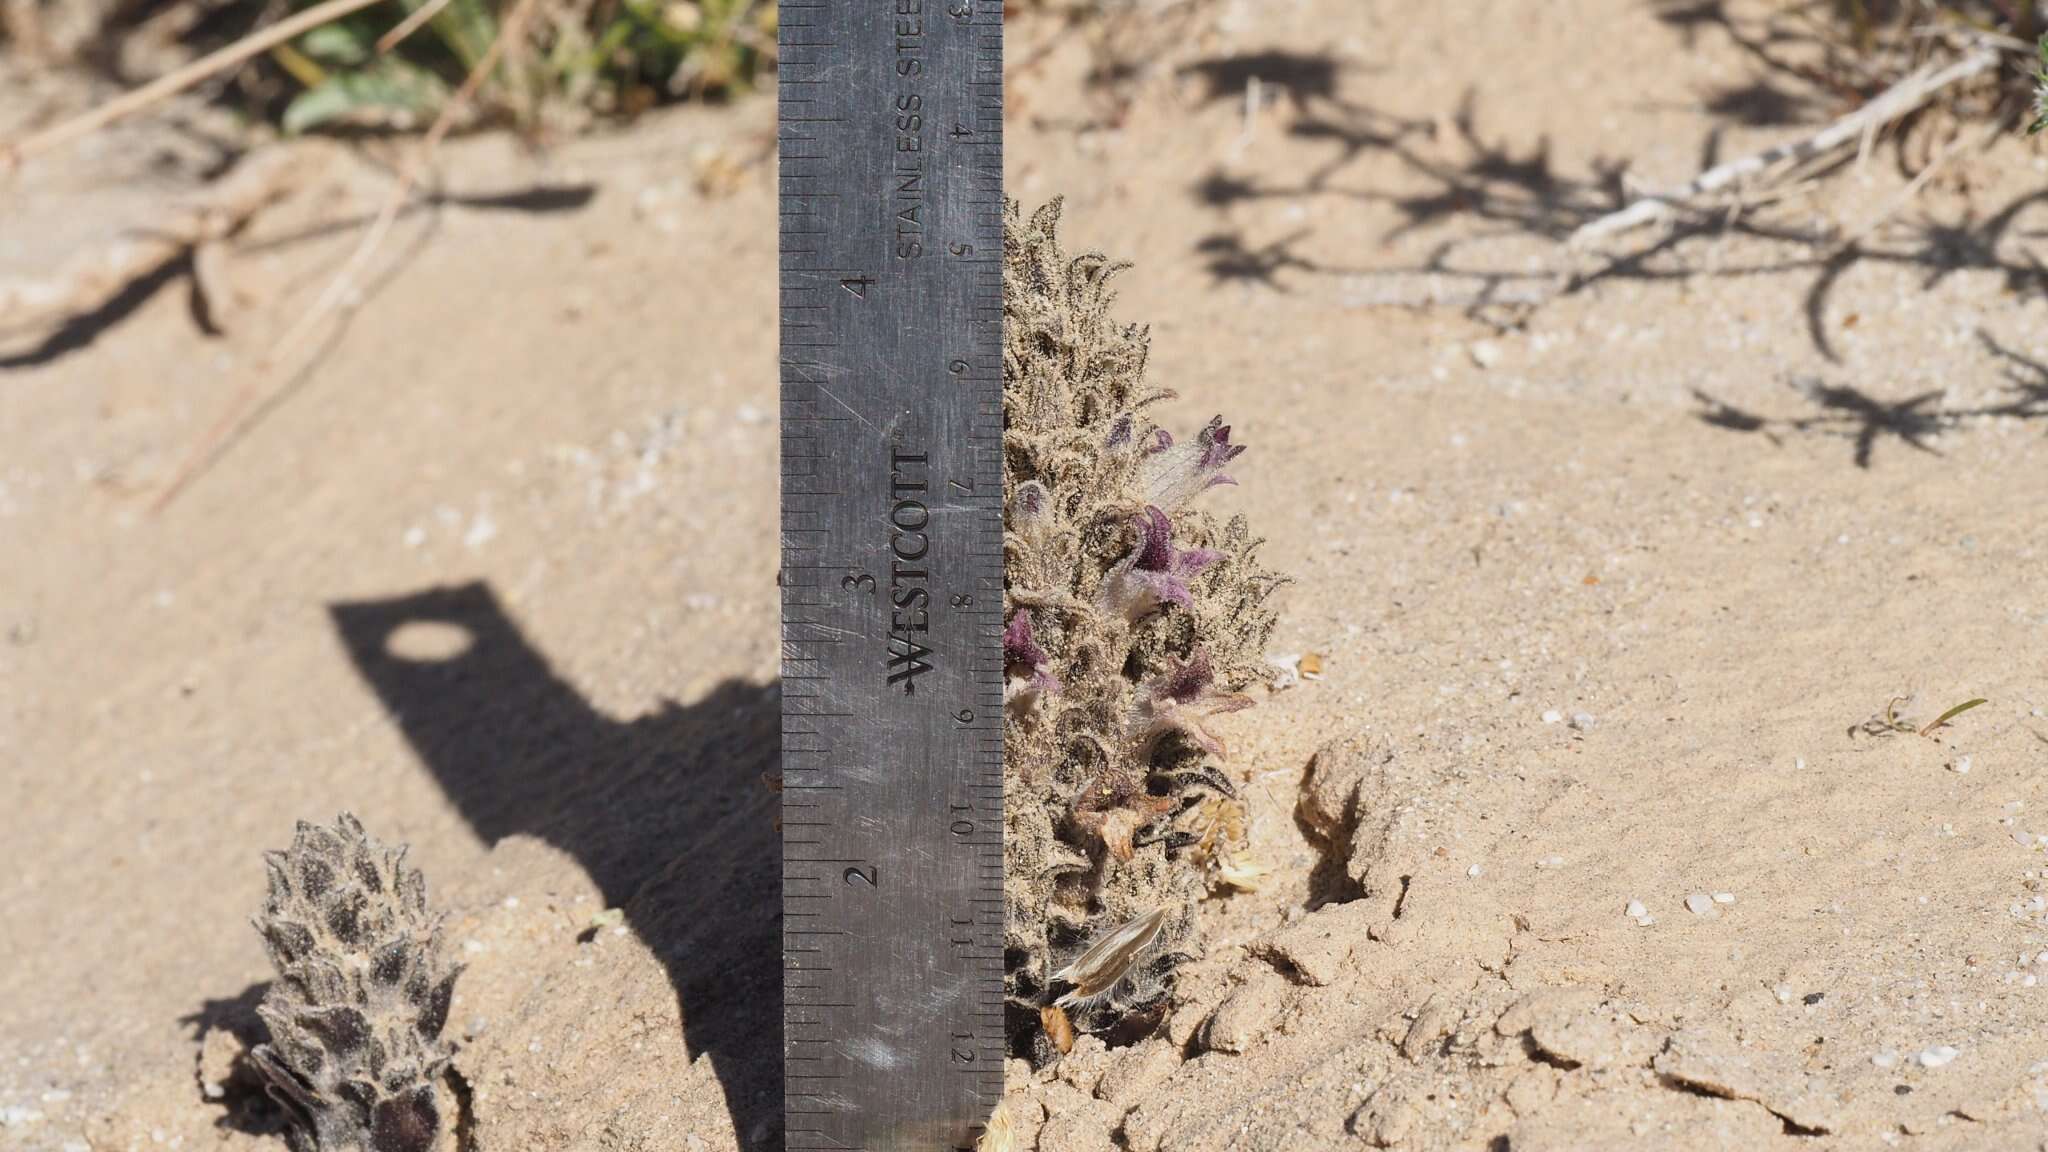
left=1685, top=893, right=1715, bottom=916
left=1469, top=340, right=1502, bottom=369
left=1918, top=1045, right=1959, bottom=1069
left=1950, top=756, right=1972, bottom=775
left=1568, top=712, right=1595, bottom=730
left=1712, top=892, right=1735, bottom=904
left=1467, top=864, right=1483, bottom=878
left=1871, top=1049, right=1899, bottom=1068
left=1774, top=983, right=1795, bottom=1005
left=1541, top=709, right=1564, bottom=725
left=1625, top=899, right=1647, bottom=919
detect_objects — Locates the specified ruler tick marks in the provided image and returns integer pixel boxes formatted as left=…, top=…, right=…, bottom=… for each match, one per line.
left=781, top=0, right=1003, bottom=1148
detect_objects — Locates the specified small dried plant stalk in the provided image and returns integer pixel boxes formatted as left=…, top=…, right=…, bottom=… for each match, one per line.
left=1003, top=199, right=1285, bottom=1061
left=251, top=813, right=460, bottom=1152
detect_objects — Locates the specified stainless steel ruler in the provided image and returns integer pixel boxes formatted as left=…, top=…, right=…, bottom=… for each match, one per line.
left=778, top=0, right=1005, bottom=1146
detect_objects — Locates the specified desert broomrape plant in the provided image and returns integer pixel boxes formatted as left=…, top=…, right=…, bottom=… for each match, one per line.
left=250, top=813, right=461, bottom=1152
left=1003, top=199, right=1285, bottom=1062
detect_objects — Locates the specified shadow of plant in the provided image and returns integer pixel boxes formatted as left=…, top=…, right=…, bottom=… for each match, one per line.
left=1691, top=330, right=2048, bottom=466
left=180, top=982, right=287, bottom=1139
left=0, top=178, right=596, bottom=373
left=1180, top=42, right=2045, bottom=344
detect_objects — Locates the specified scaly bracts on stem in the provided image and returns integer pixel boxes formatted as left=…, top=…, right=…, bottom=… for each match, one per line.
left=1002, top=199, right=1285, bottom=1062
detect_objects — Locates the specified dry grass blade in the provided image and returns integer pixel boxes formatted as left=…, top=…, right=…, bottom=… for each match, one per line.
left=1919, top=697, right=1987, bottom=737
left=1052, top=905, right=1168, bottom=1006
left=1885, top=695, right=1911, bottom=730
left=0, top=0, right=393, bottom=172
left=1571, top=45, right=2002, bottom=246
left=376, top=0, right=458, bottom=55
left=1836, top=117, right=2004, bottom=251
left=150, top=0, right=542, bottom=514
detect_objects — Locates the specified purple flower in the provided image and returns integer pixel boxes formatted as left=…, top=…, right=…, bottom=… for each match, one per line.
left=1137, top=416, right=1244, bottom=509
left=1004, top=609, right=1061, bottom=703
left=1099, top=506, right=1221, bottom=621
left=1106, top=413, right=1174, bottom=456
left=1126, top=649, right=1253, bottom=760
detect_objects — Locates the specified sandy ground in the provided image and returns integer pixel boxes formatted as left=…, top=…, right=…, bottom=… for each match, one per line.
left=7, top=0, right=2048, bottom=1148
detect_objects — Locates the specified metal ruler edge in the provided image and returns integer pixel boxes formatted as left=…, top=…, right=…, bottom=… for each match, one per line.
left=779, top=1, right=1005, bottom=1148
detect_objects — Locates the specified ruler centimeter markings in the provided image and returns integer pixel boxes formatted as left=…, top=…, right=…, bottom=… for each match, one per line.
left=779, top=0, right=1004, bottom=1148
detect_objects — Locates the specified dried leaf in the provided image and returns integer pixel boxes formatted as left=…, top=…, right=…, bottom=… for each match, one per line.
left=1054, top=906, right=1169, bottom=1006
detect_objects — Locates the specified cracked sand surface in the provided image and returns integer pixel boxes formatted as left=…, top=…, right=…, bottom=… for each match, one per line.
left=8, top=1, right=2048, bottom=1148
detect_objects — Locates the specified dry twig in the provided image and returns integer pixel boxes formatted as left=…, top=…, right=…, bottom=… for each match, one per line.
left=150, top=0, right=542, bottom=513
left=1835, top=116, right=2006, bottom=251
left=1570, top=46, right=2002, bottom=247
left=376, top=0, right=458, bottom=55
left=0, top=0, right=400, bottom=171
left=0, top=146, right=310, bottom=334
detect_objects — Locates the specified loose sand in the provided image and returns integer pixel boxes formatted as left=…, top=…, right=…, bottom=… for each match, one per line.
left=6, top=1, right=2048, bottom=1148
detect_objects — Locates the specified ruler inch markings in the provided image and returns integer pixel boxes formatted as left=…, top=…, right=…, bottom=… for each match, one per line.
left=780, top=0, right=1004, bottom=1149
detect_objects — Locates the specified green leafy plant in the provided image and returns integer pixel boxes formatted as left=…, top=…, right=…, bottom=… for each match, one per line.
left=272, top=1, right=493, bottom=134
left=585, top=0, right=777, bottom=107
left=2029, top=33, right=2048, bottom=134
left=1918, top=696, right=1988, bottom=736
left=265, top=0, right=776, bottom=135
left=1851, top=693, right=1988, bottom=739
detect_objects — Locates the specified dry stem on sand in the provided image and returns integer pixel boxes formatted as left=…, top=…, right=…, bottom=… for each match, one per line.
left=146, top=0, right=543, bottom=513
left=0, top=0, right=542, bottom=511
left=0, top=146, right=310, bottom=334
left=1570, top=45, right=2004, bottom=247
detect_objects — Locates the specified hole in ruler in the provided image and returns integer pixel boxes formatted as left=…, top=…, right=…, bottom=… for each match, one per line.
left=382, top=619, right=476, bottom=663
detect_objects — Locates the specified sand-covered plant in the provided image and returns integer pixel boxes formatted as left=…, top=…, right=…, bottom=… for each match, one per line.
left=1003, top=199, right=1284, bottom=1062
left=250, top=813, right=461, bottom=1152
